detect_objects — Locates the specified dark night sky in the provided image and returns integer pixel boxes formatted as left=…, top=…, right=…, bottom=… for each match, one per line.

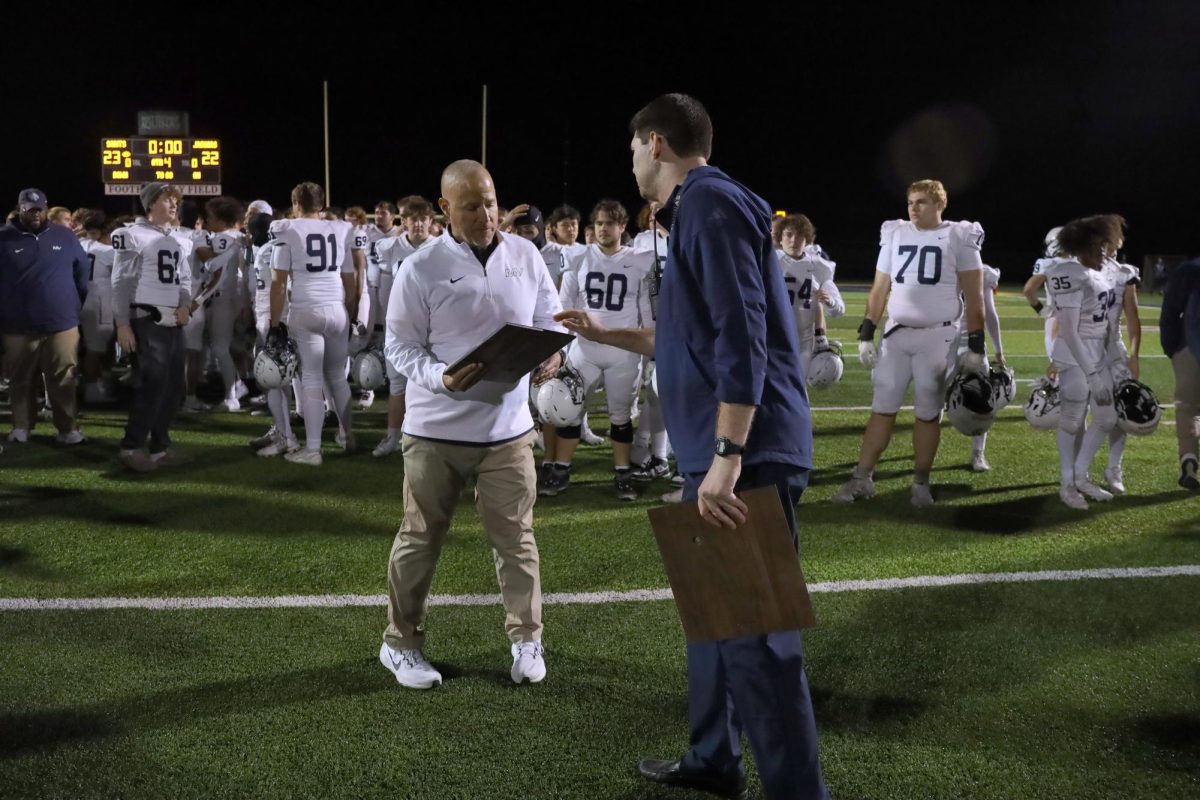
left=5, top=3, right=1199, bottom=280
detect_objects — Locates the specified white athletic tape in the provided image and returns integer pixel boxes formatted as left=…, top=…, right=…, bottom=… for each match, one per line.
left=2, top=565, right=1197, bottom=612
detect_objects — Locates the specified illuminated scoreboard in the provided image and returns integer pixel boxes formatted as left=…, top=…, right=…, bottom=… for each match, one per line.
left=101, top=137, right=222, bottom=196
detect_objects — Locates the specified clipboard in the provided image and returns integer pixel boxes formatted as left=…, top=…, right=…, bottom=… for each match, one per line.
left=647, top=485, right=817, bottom=642
left=445, top=323, right=574, bottom=384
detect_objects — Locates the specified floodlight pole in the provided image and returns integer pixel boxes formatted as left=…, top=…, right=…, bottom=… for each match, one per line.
left=323, top=80, right=332, bottom=204
left=481, top=84, right=488, bottom=168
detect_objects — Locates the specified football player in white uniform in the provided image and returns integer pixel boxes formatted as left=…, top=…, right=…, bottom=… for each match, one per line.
left=269, top=182, right=363, bottom=466
left=1044, top=214, right=1126, bottom=509
left=833, top=179, right=987, bottom=507
left=628, top=203, right=674, bottom=485
left=193, top=197, right=248, bottom=412
left=178, top=213, right=212, bottom=412
left=540, top=205, right=586, bottom=288
left=371, top=196, right=437, bottom=457
left=110, top=182, right=194, bottom=472
left=774, top=214, right=845, bottom=377
left=549, top=200, right=655, bottom=500
left=246, top=212, right=299, bottom=456
left=1024, top=226, right=1064, bottom=367
left=957, top=263, right=1005, bottom=471
left=1097, top=238, right=1141, bottom=493
left=78, top=211, right=116, bottom=403
left=364, top=200, right=400, bottom=346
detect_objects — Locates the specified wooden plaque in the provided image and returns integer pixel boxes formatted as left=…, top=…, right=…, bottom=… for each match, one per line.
left=647, top=485, right=817, bottom=642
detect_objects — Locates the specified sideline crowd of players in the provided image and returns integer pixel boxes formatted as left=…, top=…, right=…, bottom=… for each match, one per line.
left=1, top=176, right=1185, bottom=505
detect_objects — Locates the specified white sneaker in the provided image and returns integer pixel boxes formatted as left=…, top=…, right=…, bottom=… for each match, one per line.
left=7, top=428, right=29, bottom=443
left=233, top=380, right=249, bottom=400
left=1060, top=484, right=1089, bottom=510
left=510, top=641, right=546, bottom=684
left=660, top=488, right=684, bottom=504
left=358, top=390, right=374, bottom=411
left=1104, top=465, right=1126, bottom=494
left=580, top=427, right=605, bottom=446
left=379, top=642, right=442, bottom=689
left=911, top=482, right=935, bottom=508
left=258, top=435, right=299, bottom=457
left=56, top=430, right=86, bottom=446
left=831, top=474, right=875, bottom=504
left=970, top=451, right=991, bottom=472
left=373, top=435, right=402, bottom=457
left=1075, top=477, right=1113, bottom=502
left=249, top=427, right=277, bottom=449
left=220, top=397, right=241, bottom=413
left=284, top=448, right=323, bottom=466
left=182, top=396, right=210, bottom=413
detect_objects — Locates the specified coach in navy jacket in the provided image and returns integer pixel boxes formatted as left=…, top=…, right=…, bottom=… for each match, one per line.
left=1161, top=257, right=1200, bottom=488
left=0, top=189, right=89, bottom=442
left=558, top=94, right=827, bottom=800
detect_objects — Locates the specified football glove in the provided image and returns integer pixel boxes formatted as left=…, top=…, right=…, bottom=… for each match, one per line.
left=1087, top=370, right=1113, bottom=405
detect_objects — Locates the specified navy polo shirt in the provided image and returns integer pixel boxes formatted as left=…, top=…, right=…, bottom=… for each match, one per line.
left=654, top=166, right=813, bottom=474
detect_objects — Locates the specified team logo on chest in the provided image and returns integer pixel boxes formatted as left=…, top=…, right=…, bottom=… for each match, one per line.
left=504, top=266, right=524, bottom=278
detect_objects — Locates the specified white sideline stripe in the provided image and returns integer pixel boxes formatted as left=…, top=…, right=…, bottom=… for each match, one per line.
left=2, top=566, right=1198, bottom=612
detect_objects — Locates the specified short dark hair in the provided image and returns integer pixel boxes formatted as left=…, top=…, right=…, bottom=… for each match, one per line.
left=1057, top=214, right=1126, bottom=258
left=80, top=210, right=108, bottom=233
left=291, top=182, right=325, bottom=214
left=629, top=93, right=713, bottom=159
left=398, top=195, right=434, bottom=219
left=547, top=205, right=581, bottom=226
left=205, top=196, right=243, bottom=227
left=375, top=200, right=398, bottom=215
left=590, top=199, right=629, bottom=227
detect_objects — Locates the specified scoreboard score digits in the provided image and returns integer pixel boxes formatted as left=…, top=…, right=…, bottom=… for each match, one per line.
left=101, top=137, right=222, bottom=195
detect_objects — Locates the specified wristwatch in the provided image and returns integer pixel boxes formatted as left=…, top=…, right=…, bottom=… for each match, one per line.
left=715, top=437, right=745, bottom=458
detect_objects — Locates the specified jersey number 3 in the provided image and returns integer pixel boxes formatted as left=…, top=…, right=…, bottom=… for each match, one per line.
left=894, top=245, right=942, bottom=285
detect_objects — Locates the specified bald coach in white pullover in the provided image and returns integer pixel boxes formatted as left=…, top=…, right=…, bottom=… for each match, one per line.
left=379, top=160, right=566, bottom=690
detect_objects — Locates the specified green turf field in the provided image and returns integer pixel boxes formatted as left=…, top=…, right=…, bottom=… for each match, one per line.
left=1, top=289, right=1197, bottom=799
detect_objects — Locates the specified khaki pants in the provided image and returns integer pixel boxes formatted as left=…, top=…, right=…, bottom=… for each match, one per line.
left=3, top=329, right=80, bottom=433
left=1173, top=350, right=1200, bottom=459
left=384, top=431, right=541, bottom=649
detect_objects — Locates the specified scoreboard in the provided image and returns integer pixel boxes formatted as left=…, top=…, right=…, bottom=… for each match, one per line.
left=101, top=137, right=222, bottom=195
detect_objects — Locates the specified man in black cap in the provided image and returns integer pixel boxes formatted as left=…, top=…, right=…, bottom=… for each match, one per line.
left=0, top=188, right=90, bottom=444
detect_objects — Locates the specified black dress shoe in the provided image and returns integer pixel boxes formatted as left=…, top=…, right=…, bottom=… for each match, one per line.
left=637, top=758, right=747, bottom=798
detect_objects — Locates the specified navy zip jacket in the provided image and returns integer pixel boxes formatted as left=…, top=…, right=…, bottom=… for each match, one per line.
left=654, top=166, right=813, bottom=474
left=0, top=220, right=89, bottom=334
left=1160, top=256, right=1200, bottom=363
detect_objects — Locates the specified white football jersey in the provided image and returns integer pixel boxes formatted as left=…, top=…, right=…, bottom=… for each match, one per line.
left=778, top=251, right=840, bottom=335
left=80, top=238, right=115, bottom=297
left=111, top=219, right=194, bottom=308
left=1046, top=258, right=1120, bottom=345
left=206, top=230, right=246, bottom=296
left=559, top=245, right=655, bottom=331
left=252, top=241, right=280, bottom=313
left=630, top=229, right=668, bottom=254
left=270, top=218, right=360, bottom=309
left=365, top=223, right=399, bottom=283
left=540, top=241, right=587, bottom=287
left=375, top=232, right=436, bottom=276
left=877, top=219, right=984, bottom=327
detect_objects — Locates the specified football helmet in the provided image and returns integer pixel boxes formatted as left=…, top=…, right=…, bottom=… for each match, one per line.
left=1024, top=376, right=1062, bottom=430
left=988, top=364, right=1016, bottom=410
left=946, top=371, right=996, bottom=436
left=1044, top=226, right=1064, bottom=257
left=535, top=366, right=587, bottom=427
left=351, top=347, right=387, bottom=391
left=808, top=341, right=844, bottom=390
left=1114, top=378, right=1161, bottom=436
left=253, top=337, right=300, bottom=389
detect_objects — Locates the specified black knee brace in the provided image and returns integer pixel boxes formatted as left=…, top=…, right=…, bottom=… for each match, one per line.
left=610, top=421, right=634, bottom=443
left=557, top=424, right=582, bottom=439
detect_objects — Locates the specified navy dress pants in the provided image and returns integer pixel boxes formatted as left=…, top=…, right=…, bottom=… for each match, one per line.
left=678, top=462, right=828, bottom=800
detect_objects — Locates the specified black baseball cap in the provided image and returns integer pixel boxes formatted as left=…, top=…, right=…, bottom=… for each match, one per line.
left=18, top=188, right=47, bottom=211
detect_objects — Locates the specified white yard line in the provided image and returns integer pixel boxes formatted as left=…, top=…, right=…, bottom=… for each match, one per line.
left=2, top=566, right=1197, bottom=612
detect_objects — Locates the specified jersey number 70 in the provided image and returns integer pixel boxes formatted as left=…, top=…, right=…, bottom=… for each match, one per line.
left=894, top=245, right=942, bottom=285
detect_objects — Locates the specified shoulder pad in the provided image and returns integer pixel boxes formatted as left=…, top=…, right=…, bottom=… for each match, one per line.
left=952, top=220, right=986, bottom=250
left=879, top=219, right=905, bottom=245
left=982, top=264, right=1001, bottom=288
